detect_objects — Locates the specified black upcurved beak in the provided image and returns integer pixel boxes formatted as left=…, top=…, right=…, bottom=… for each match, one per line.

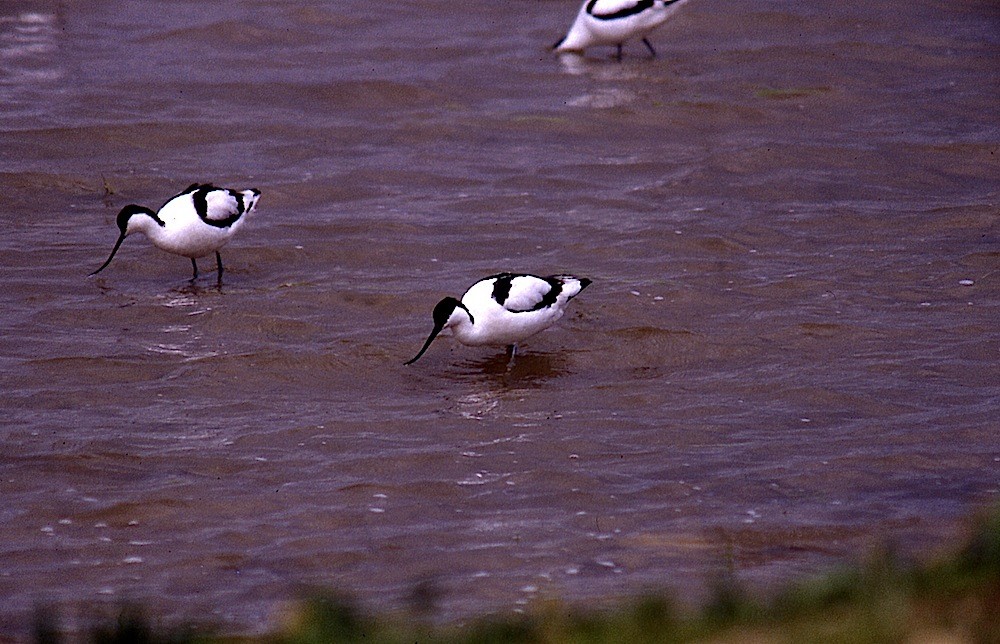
left=403, top=321, right=446, bottom=365
left=90, top=232, right=126, bottom=276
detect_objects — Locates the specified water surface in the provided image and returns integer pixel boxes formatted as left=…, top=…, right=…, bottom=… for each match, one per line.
left=1, top=0, right=998, bottom=636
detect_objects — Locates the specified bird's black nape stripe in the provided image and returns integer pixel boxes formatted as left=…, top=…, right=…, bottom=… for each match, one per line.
left=587, top=0, right=655, bottom=20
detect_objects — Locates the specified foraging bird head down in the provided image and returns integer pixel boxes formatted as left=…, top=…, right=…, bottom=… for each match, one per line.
left=89, top=185, right=260, bottom=279
left=553, top=0, right=690, bottom=54
left=118, top=203, right=162, bottom=235
left=89, top=204, right=159, bottom=276
left=404, top=297, right=475, bottom=365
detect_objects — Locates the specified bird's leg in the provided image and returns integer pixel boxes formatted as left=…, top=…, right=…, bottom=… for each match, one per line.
left=615, top=43, right=623, bottom=61
left=190, top=258, right=199, bottom=280
left=642, top=37, right=657, bottom=57
left=506, top=344, right=517, bottom=362
left=215, top=251, right=224, bottom=284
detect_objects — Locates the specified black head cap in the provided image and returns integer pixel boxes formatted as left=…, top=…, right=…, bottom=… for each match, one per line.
left=115, top=203, right=149, bottom=235
left=404, top=297, right=472, bottom=365
left=115, top=204, right=154, bottom=234
left=432, top=297, right=463, bottom=327
left=89, top=204, right=155, bottom=276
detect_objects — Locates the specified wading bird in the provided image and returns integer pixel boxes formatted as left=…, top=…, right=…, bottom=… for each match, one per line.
left=553, top=0, right=690, bottom=59
left=91, top=183, right=260, bottom=283
left=405, top=273, right=591, bottom=365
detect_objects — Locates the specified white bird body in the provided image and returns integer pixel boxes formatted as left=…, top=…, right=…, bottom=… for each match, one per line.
left=91, top=183, right=260, bottom=281
left=554, top=0, right=690, bottom=57
left=405, top=273, right=591, bottom=364
left=128, top=187, right=253, bottom=257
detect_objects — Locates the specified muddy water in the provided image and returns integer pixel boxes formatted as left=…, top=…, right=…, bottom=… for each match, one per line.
left=1, top=0, right=998, bottom=636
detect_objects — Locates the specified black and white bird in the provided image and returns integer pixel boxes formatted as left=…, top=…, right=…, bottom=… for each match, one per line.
left=553, top=0, right=690, bottom=59
left=404, top=273, right=591, bottom=365
left=91, top=183, right=260, bottom=282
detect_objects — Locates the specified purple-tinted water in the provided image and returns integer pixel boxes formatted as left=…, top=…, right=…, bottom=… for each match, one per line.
left=1, top=0, right=998, bottom=637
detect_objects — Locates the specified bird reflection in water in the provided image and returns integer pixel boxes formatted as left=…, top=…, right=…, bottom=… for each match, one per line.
left=440, top=351, right=570, bottom=421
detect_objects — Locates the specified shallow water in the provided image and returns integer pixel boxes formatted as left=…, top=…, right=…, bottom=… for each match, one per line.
left=1, top=0, right=998, bottom=636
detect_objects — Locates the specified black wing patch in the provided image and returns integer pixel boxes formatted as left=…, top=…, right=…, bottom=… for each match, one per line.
left=491, top=272, right=515, bottom=306
left=587, top=0, right=655, bottom=21
left=490, top=273, right=564, bottom=313
left=531, top=277, right=563, bottom=311
left=191, top=184, right=246, bottom=228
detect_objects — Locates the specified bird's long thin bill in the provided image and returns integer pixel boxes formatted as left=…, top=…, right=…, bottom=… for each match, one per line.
left=89, top=233, right=126, bottom=276
left=403, top=324, right=445, bottom=365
